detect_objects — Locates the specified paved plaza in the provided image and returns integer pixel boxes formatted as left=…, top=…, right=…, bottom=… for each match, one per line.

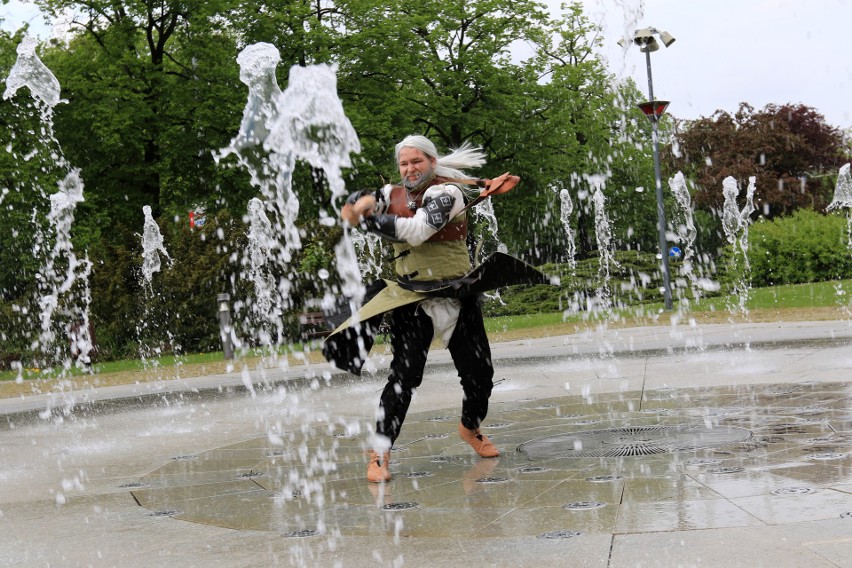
left=1, top=320, right=852, bottom=567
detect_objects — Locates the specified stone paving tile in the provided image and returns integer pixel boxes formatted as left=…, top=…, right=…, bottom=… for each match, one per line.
left=614, top=498, right=766, bottom=533
left=3, top=324, right=852, bottom=567
left=117, top=380, right=852, bottom=541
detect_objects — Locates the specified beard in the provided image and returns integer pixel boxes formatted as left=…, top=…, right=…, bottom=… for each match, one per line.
left=402, top=165, right=435, bottom=191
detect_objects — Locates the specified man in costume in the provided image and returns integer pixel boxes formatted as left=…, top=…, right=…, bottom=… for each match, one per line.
left=340, top=135, right=500, bottom=483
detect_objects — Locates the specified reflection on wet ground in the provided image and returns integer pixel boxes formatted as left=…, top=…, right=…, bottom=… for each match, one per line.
left=130, top=380, right=852, bottom=539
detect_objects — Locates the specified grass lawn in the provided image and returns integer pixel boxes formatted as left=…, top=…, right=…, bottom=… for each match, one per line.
left=1, top=279, right=850, bottom=398
left=483, top=279, right=852, bottom=341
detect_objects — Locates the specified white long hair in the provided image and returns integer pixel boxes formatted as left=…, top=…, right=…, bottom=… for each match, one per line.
left=394, top=135, right=486, bottom=179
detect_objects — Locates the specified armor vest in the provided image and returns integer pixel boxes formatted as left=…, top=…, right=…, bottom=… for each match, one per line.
left=385, top=177, right=467, bottom=242
left=388, top=177, right=471, bottom=281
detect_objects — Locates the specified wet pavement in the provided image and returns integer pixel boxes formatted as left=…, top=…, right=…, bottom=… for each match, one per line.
left=1, top=320, right=852, bottom=567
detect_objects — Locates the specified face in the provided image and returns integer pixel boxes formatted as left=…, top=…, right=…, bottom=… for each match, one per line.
left=398, top=147, right=436, bottom=190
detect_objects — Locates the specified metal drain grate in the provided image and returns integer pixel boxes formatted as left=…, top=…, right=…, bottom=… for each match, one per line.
left=586, top=475, right=623, bottom=483
left=170, top=454, right=198, bottom=461
left=539, top=530, right=582, bottom=539
left=807, top=453, right=847, bottom=460
left=402, top=471, right=433, bottom=478
left=771, top=487, right=816, bottom=496
left=118, top=482, right=149, bottom=489
left=685, top=458, right=722, bottom=467
left=149, top=509, right=182, bottom=517
left=430, top=456, right=464, bottom=463
left=476, top=476, right=511, bottom=483
left=383, top=502, right=419, bottom=510
left=266, top=449, right=291, bottom=457
left=708, top=466, right=744, bottom=474
left=564, top=502, right=606, bottom=510
left=282, top=529, right=320, bottom=538
left=236, top=471, right=264, bottom=479
left=517, top=424, right=752, bottom=458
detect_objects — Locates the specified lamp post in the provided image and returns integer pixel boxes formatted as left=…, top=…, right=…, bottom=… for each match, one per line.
left=627, top=27, right=676, bottom=311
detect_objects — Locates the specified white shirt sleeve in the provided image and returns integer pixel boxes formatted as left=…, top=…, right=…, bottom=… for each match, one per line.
left=393, top=184, right=466, bottom=246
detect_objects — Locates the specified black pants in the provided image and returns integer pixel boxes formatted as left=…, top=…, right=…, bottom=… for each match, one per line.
left=377, top=296, right=494, bottom=445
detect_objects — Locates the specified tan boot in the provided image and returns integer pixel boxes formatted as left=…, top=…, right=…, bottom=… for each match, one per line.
left=367, top=450, right=392, bottom=483
left=458, top=423, right=500, bottom=458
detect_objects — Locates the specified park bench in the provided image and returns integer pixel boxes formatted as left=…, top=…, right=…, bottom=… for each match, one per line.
left=298, top=311, right=332, bottom=340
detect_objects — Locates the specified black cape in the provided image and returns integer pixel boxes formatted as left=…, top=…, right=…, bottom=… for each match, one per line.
left=320, top=252, right=555, bottom=375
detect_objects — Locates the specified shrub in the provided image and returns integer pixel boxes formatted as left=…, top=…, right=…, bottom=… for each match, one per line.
left=483, top=250, right=684, bottom=317
left=748, top=209, right=852, bottom=286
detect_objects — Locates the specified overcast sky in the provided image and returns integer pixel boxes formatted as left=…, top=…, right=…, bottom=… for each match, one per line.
left=3, top=0, right=850, bottom=129
left=574, top=0, right=852, bottom=129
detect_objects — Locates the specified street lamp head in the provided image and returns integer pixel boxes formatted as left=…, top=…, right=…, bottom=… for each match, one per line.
left=657, top=30, right=676, bottom=47
left=626, top=27, right=676, bottom=52
left=632, top=28, right=659, bottom=52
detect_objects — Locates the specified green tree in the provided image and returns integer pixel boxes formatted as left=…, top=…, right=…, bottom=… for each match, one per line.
left=226, top=0, right=352, bottom=217
left=0, top=31, right=56, bottom=304
left=0, top=30, right=87, bottom=366
left=0, top=0, right=674, bottom=361
left=26, top=1, right=256, bottom=357
left=502, top=3, right=655, bottom=261
left=37, top=0, right=250, bottom=223
left=669, top=102, right=848, bottom=219
left=333, top=0, right=549, bottom=172
left=381, top=0, right=554, bottom=260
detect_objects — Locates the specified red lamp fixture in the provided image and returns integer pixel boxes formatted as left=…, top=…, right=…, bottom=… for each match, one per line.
left=637, top=100, right=670, bottom=121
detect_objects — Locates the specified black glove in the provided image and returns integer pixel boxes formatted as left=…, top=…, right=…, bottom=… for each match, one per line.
left=364, top=214, right=403, bottom=242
